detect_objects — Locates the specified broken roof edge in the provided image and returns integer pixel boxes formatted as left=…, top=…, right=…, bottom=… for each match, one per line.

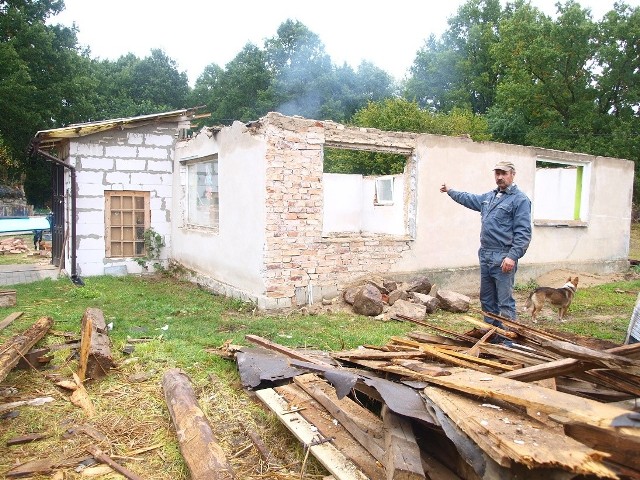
left=31, top=107, right=206, bottom=152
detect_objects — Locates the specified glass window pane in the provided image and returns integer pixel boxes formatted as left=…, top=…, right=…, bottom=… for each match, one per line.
left=134, top=196, right=145, bottom=209
left=122, top=196, right=133, bottom=209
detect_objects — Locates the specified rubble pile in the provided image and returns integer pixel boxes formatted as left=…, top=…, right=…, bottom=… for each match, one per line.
left=0, top=237, right=29, bottom=254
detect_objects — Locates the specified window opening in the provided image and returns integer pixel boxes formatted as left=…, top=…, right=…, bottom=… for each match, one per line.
left=533, top=159, right=590, bottom=224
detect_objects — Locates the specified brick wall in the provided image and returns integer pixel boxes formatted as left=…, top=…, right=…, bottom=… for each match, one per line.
left=259, top=113, right=415, bottom=307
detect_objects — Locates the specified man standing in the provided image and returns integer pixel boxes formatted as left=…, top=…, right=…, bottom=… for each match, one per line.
left=440, top=160, right=532, bottom=331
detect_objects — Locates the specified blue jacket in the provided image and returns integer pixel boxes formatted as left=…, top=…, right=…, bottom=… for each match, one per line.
left=448, top=184, right=532, bottom=261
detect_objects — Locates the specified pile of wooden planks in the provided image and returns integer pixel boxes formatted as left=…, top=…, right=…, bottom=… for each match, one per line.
left=240, top=313, right=640, bottom=480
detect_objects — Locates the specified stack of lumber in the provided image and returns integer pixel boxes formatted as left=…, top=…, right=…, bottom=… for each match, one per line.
left=239, top=315, right=640, bottom=480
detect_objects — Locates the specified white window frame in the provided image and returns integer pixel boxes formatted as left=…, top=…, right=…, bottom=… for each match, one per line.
left=183, top=154, right=219, bottom=230
left=374, top=176, right=394, bottom=205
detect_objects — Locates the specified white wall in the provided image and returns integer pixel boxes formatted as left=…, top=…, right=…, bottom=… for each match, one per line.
left=391, top=135, right=632, bottom=282
left=322, top=173, right=406, bottom=235
left=172, top=123, right=267, bottom=297
left=69, top=124, right=176, bottom=277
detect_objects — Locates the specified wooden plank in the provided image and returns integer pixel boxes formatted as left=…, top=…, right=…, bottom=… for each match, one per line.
left=293, top=374, right=386, bottom=463
left=332, top=348, right=426, bottom=360
left=424, top=369, right=640, bottom=470
left=86, top=445, right=144, bottom=480
left=502, top=341, right=640, bottom=382
left=460, top=315, right=517, bottom=339
left=390, top=338, right=497, bottom=373
left=560, top=422, right=640, bottom=471
left=5, top=458, right=55, bottom=478
left=275, top=383, right=385, bottom=480
left=245, top=334, right=333, bottom=366
left=381, top=404, right=425, bottom=479
left=0, top=311, right=23, bottom=331
left=79, top=308, right=115, bottom=380
left=423, top=386, right=616, bottom=477
left=6, top=432, right=48, bottom=446
left=255, top=388, right=369, bottom=480
left=465, top=327, right=496, bottom=357
left=540, top=339, right=640, bottom=374
left=425, top=369, right=638, bottom=428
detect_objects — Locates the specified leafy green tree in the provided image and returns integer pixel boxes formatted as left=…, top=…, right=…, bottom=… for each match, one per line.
left=202, top=43, right=273, bottom=124
left=489, top=1, right=598, bottom=150
left=90, top=49, right=190, bottom=120
left=263, top=20, right=334, bottom=119
left=0, top=0, right=97, bottom=205
left=405, top=0, right=503, bottom=114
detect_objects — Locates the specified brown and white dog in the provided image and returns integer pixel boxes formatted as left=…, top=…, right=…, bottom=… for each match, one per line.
left=523, top=276, right=579, bottom=323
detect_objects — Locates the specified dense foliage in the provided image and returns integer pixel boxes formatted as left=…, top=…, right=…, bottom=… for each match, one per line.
left=1, top=0, right=639, bottom=205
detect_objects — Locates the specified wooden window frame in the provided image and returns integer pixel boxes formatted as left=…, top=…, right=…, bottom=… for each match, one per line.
left=105, top=191, right=150, bottom=258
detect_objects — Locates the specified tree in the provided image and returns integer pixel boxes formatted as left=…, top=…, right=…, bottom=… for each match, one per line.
left=203, top=43, right=273, bottom=124
left=0, top=0, right=96, bottom=205
left=90, top=49, right=190, bottom=120
left=405, top=0, right=503, bottom=114
left=263, top=20, right=334, bottom=119
left=488, top=1, right=598, bottom=150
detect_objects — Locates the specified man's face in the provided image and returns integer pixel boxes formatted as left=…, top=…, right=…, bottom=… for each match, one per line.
left=494, top=169, right=515, bottom=189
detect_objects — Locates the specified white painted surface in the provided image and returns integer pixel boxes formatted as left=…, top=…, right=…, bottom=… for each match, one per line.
left=171, top=123, right=267, bottom=295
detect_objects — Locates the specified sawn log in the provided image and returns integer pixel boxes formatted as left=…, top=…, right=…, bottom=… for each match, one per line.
left=162, top=368, right=235, bottom=480
left=78, top=307, right=115, bottom=380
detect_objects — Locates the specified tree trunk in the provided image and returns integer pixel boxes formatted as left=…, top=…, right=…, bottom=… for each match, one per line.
left=162, top=368, right=235, bottom=480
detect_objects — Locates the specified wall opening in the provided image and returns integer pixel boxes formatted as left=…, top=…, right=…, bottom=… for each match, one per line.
left=533, top=158, right=591, bottom=225
left=322, top=147, right=410, bottom=236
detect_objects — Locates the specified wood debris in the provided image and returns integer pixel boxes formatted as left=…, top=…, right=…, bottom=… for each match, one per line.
left=236, top=318, right=640, bottom=480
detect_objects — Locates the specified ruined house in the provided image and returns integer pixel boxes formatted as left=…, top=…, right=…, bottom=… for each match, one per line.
left=30, top=110, right=634, bottom=309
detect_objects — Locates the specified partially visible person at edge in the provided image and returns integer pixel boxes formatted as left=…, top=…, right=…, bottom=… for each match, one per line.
left=439, top=160, right=532, bottom=339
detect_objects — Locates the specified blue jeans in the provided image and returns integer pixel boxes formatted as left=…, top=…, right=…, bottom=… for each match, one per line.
left=479, top=248, right=516, bottom=328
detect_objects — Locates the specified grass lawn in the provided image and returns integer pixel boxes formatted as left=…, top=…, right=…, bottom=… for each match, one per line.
left=1, top=265, right=639, bottom=478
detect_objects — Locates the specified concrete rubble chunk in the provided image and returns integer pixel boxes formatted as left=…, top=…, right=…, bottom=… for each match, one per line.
left=410, top=292, right=440, bottom=313
left=342, top=285, right=361, bottom=305
left=405, top=276, right=432, bottom=295
left=388, top=289, right=408, bottom=306
left=352, top=284, right=384, bottom=317
left=436, top=290, right=470, bottom=313
left=388, top=299, right=427, bottom=321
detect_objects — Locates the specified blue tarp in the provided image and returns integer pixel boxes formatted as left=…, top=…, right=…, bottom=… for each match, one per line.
left=0, top=216, right=51, bottom=234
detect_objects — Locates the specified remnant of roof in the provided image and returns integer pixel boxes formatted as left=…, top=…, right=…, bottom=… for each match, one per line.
left=31, top=108, right=208, bottom=152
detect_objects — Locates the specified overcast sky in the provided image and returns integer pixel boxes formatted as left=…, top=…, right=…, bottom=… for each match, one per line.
left=51, top=0, right=640, bottom=85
